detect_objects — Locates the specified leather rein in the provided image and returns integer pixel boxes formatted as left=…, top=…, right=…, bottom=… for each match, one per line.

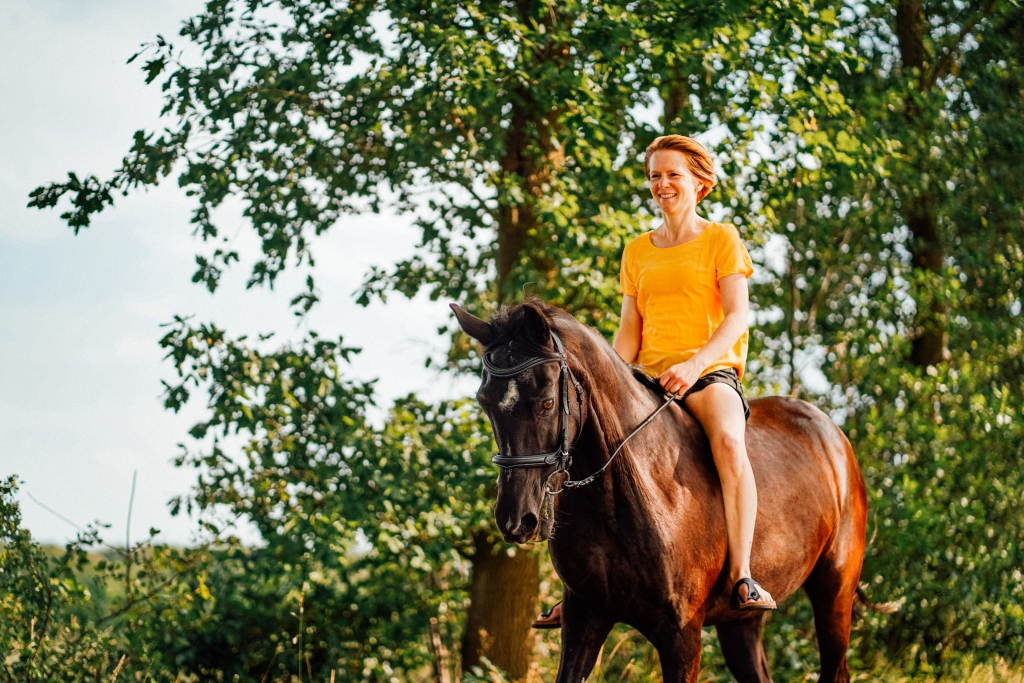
left=482, top=331, right=678, bottom=493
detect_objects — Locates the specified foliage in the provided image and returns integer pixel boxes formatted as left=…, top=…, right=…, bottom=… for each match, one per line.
left=25, top=0, right=1024, bottom=679
left=0, top=476, right=216, bottom=683
left=25, top=0, right=827, bottom=353
left=1, top=378, right=505, bottom=683
left=1, top=475, right=113, bottom=682
left=159, top=317, right=504, bottom=680
left=715, top=0, right=1024, bottom=673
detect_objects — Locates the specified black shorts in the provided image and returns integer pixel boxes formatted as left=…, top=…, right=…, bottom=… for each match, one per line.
left=681, top=368, right=750, bottom=421
left=633, top=367, right=750, bottom=421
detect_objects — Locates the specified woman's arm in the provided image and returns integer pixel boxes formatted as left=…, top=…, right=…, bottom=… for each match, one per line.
left=658, top=274, right=749, bottom=394
left=689, top=273, right=749, bottom=371
left=613, top=295, right=642, bottom=364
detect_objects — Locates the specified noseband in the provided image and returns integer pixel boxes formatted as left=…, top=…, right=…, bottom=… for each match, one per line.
left=482, top=330, right=679, bottom=492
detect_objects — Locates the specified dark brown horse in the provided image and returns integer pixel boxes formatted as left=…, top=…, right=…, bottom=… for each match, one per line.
left=452, top=299, right=874, bottom=683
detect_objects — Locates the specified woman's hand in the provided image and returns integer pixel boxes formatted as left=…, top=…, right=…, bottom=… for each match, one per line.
left=659, top=359, right=702, bottom=396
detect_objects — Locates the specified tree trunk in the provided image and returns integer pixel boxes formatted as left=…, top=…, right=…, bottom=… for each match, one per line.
left=461, top=533, right=539, bottom=681
left=894, top=0, right=926, bottom=77
left=477, top=6, right=564, bottom=674
left=496, top=2, right=569, bottom=303
left=896, top=0, right=947, bottom=367
left=496, top=95, right=535, bottom=304
left=662, top=83, right=688, bottom=132
left=906, top=204, right=947, bottom=366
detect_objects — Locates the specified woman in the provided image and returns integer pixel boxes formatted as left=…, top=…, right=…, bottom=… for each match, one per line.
left=533, top=134, right=774, bottom=629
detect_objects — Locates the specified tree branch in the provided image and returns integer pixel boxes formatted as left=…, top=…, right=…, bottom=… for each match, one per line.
left=929, top=0, right=999, bottom=87
left=807, top=226, right=854, bottom=331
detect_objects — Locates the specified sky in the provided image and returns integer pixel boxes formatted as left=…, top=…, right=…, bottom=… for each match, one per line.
left=0, top=0, right=476, bottom=547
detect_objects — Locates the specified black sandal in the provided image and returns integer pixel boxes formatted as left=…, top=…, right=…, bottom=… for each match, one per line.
left=730, top=578, right=777, bottom=611
left=531, top=601, right=562, bottom=629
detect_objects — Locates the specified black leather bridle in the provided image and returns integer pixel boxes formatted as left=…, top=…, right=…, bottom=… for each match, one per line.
left=482, top=331, right=679, bottom=493
left=483, top=332, right=584, bottom=475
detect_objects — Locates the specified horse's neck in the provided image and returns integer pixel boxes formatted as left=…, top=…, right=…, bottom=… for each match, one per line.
left=564, top=339, right=688, bottom=522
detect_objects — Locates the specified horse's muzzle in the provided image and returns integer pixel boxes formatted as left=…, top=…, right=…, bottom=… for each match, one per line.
left=501, top=511, right=539, bottom=544
left=494, top=467, right=550, bottom=543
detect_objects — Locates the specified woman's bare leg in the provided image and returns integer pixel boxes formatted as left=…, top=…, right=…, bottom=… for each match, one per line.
left=684, top=383, right=756, bottom=585
left=537, top=380, right=768, bottom=625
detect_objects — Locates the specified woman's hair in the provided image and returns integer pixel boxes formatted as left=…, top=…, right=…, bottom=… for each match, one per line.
left=644, top=135, right=717, bottom=202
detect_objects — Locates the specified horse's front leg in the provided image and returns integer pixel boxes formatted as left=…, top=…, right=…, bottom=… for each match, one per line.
left=649, top=618, right=703, bottom=683
left=554, top=591, right=613, bottom=683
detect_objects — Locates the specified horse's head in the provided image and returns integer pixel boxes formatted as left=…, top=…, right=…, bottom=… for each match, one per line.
left=451, top=300, right=582, bottom=544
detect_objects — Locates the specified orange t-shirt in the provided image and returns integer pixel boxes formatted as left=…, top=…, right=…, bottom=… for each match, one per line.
left=619, top=223, right=754, bottom=379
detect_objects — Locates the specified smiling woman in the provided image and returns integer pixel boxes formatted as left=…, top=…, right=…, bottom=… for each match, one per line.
left=530, top=135, right=768, bottom=629
left=643, top=135, right=718, bottom=206
left=618, top=135, right=769, bottom=611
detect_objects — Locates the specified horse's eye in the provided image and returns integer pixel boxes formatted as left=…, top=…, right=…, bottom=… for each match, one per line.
left=542, top=399, right=555, bottom=411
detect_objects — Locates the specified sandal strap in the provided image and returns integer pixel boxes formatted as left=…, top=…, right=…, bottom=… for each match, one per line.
left=540, top=600, right=561, bottom=619
left=736, top=578, right=759, bottom=599
left=730, top=578, right=764, bottom=609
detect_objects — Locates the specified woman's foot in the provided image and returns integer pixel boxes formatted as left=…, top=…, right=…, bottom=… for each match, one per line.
left=729, top=578, right=777, bottom=611
left=531, top=601, right=562, bottom=629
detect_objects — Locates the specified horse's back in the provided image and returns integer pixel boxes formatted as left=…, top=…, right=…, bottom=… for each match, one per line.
left=746, top=395, right=864, bottom=514
left=705, top=396, right=866, bottom=621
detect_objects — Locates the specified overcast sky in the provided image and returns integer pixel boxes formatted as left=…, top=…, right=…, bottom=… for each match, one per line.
left=0, top=0, right=476, bottom=547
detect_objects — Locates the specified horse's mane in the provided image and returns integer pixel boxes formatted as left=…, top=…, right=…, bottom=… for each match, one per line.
left=487, top=298, right=663, bottom=397
left=487, top=298, right=674, bottom=511
left=486, top=298, right=560, bottom=348
left=630, top=366, right=673, bottom=401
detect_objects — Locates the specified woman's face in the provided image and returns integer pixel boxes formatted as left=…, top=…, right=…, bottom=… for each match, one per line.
left=648, top=149, right=705, bottom=216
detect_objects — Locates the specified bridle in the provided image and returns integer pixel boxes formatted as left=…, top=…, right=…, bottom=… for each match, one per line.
left=482, top=331, right=678, bottom=493
left=484, top=332, right=584, bottom=477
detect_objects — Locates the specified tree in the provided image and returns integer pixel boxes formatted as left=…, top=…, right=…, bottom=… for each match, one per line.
left=29, top=0, right=1024, bottom=677
left=0, top=476, right=220, bottom=683
left=159, top=318, right=510, bottom=679
left=28, top=0, right=782, bottom=675
left=717, top=0, right=1024, bottom=672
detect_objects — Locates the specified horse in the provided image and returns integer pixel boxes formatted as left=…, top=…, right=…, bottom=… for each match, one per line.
left=451, top=299, right=876, bottom=683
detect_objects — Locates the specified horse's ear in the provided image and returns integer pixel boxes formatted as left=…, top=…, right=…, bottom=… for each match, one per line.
left=450, top=303, right=493, bottom=346
left=520, top=302, right=551, bottom=347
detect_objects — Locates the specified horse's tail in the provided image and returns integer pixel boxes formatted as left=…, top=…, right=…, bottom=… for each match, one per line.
left=853, top=519, right=902, bottom=614
left=856, top=586, right=902, bottom=614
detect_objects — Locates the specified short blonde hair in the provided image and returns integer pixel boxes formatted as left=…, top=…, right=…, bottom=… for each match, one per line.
left=644, top=135, right=717, bottom=202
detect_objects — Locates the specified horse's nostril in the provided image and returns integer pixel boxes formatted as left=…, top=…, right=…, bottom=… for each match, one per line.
left=520, top=513, right=538, bottom=534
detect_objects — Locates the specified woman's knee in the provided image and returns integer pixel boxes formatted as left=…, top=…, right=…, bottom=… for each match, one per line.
left=711, top=433, right=748, bottom=479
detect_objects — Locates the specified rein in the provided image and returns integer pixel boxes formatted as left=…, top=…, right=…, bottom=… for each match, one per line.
left=482, top=331, right=678, bottom=493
